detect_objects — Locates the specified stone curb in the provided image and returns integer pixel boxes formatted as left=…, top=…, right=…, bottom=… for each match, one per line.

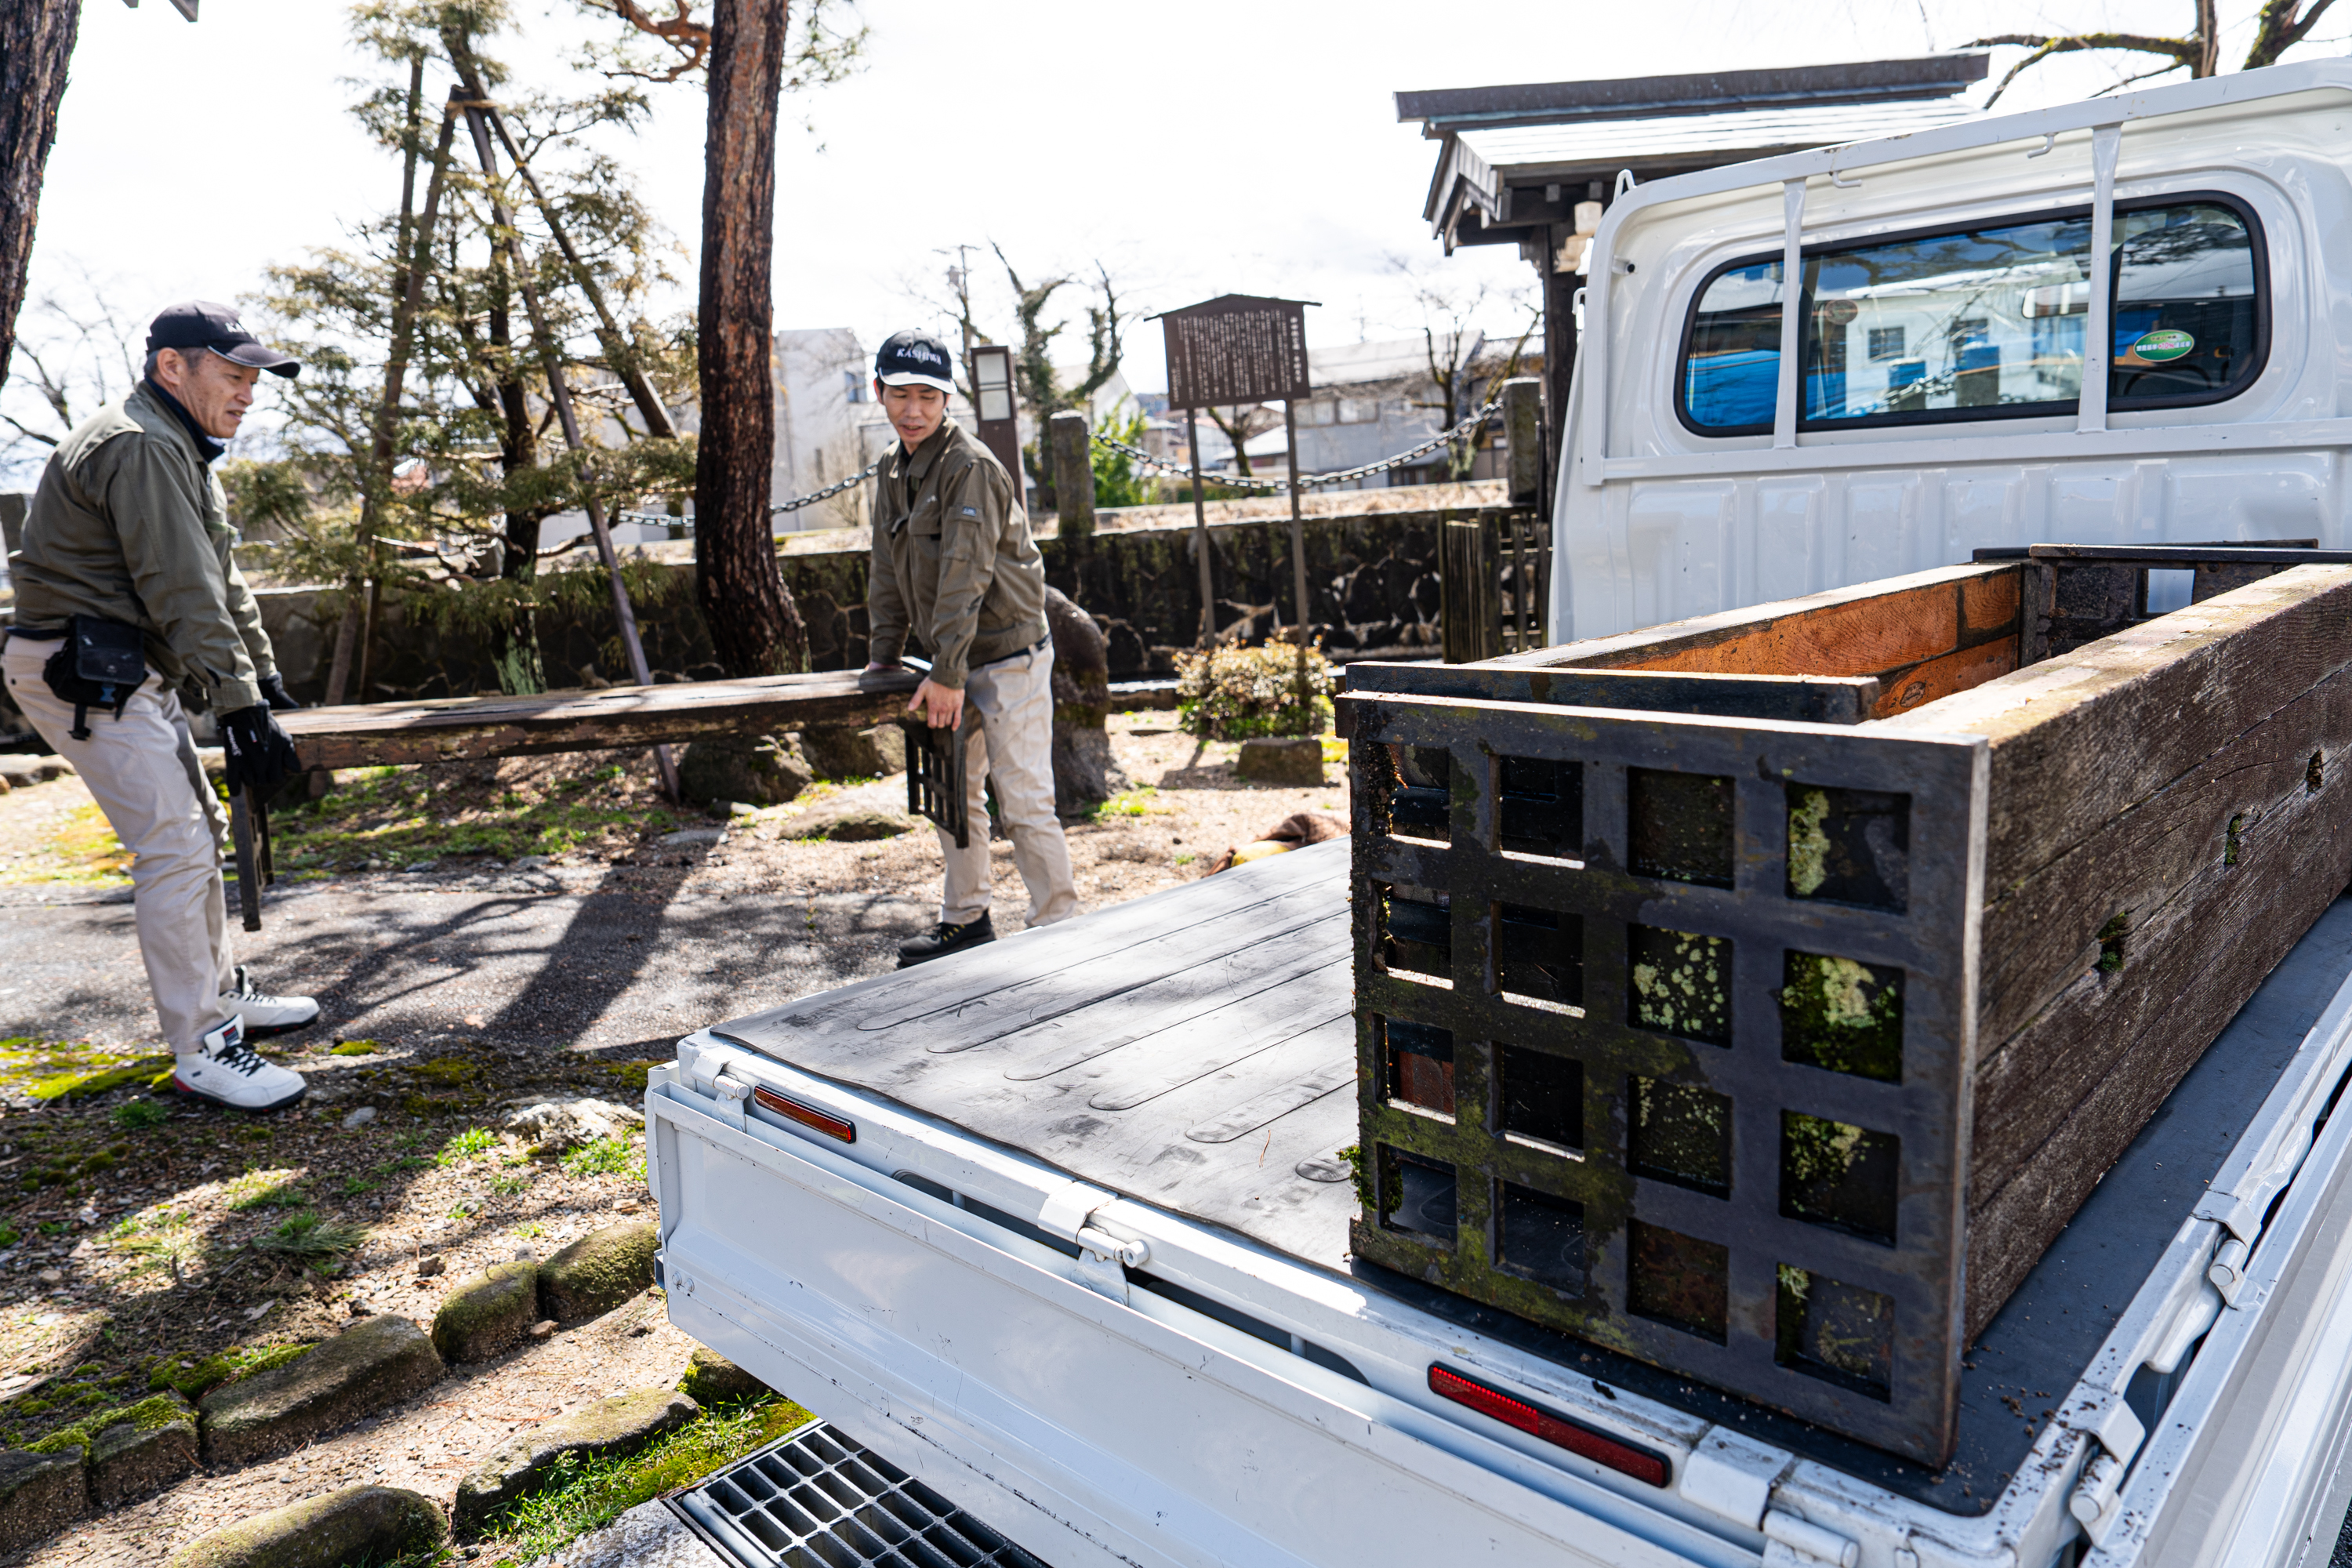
left=453, top=1388, right=698, bottom=1537
left=539, top=1221, right=658, bottom=1323
left=677, top=1347, right=771, bottom=1406
left=166, top=1483, right=445, bottom=1568
left=201, top=1315, right=445, bottom=1468
left=0, top=1447, right=84, bottom=1559
left=432, top=1259, right=539, bottom=1363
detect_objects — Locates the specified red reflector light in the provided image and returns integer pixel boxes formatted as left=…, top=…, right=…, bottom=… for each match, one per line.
left=753, top=1085, right=855, bottom=1143
left=1428, top=1364, right=1669, bottom=1487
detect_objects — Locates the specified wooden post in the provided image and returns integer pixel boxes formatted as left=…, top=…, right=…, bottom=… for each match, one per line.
left=1283, top=397, right=1308, bottom=630
left=1502, top=376, right=1544, bottom=508
left=1048, top=410, right=1094, bottom=544
left=1186, top=409, right=1215, bottom=643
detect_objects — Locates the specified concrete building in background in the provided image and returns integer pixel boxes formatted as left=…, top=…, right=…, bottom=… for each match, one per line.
left=771, top=328, right=898, bottom=535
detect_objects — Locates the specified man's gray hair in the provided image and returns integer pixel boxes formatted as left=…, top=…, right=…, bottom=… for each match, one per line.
left=144, top=344, right=214, bottom=382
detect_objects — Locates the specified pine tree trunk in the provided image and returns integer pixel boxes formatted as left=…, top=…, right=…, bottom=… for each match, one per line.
left=0, top=2, right=82, bottom=386
left=694, top=0, right=807, bottom=677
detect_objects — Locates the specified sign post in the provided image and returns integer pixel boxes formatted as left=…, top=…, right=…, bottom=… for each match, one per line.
left=1154, top=296, right=1317, bottom=642
left=969, top=343, right=1023, bottom=495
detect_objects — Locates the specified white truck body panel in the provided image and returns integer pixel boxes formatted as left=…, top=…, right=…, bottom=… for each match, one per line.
left=652, top=887, right=2352, bottom=1568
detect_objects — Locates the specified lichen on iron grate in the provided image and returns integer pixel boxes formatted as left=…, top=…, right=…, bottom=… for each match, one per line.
left=668, top=1420, right=1049, bottom=1568
left=1346, top=688, right=1987, bottom=1464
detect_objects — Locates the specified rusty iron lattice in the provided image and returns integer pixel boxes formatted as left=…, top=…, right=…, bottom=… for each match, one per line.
left=899, top=713, right=971, bottom=849
left=1156, top=295, right=1316, bottom=412
left=1346, top=687, right=1987, bottom=1465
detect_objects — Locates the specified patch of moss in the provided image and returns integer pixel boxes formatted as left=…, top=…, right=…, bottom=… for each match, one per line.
left=147, top=1342, right=314, bottom=1400
left=410, top=1057, right=482, bottom=1088
left=331, top=1040, right=387, bottom=1057
left=1779, top=951, right=1903, bottom=1082
left=19, top=1052, right=175, bottom=1102
left=604, top=1062, right=657, bottom=1094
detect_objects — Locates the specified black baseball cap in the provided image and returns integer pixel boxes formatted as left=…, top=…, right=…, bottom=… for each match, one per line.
left=145, top=301, right=302, bottom=379
left=875, top=328, right=955, bottom=394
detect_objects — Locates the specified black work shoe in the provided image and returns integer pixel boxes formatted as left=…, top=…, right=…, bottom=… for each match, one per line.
left=897, top=912, right=996, bottom=968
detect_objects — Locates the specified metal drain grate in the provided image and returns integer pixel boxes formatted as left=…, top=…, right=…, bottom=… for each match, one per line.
left=667, top=1421, right=1049, bottom=1568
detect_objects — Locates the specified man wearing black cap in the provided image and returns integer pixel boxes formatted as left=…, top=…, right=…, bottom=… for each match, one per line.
left=864, top=328, right=1078, bottom=965
left=2, top=302, right=317, bottom=1111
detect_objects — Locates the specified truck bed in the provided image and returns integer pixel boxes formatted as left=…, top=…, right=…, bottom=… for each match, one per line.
left=706, top=840, right=1359, bottom=1270
left=699, top=839, right=2352, bottom=1504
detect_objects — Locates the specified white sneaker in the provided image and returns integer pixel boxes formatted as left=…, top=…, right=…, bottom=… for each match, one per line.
left=219, top=964, right=320, bottom=1038
left=176, top=1016, right=308, bottom=1113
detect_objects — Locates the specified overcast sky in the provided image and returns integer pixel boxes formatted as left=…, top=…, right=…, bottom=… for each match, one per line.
left=16, top=0, right=2348, bottom=423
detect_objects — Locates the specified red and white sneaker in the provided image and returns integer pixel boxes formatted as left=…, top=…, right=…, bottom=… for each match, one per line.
left=218, top=965, right=320, bottom=1039
left=176, top=1016, right=307, bottom=1112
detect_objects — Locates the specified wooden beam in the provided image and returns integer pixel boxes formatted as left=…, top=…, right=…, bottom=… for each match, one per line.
left=1342, top=660, right=1882, bottom=725
left=278, top=669, right=922, bottom=771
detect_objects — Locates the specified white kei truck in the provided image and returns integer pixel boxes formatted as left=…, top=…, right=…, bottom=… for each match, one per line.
left=644, top=60, right=2352, bottom=1568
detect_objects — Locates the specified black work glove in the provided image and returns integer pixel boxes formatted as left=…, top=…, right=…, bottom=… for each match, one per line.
left=256, top=673, right=303, bottom=711
left=220, top=705, right=302, bottom=800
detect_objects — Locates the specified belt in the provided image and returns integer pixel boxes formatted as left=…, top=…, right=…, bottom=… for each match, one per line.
left=971, top=636, right=1050, bottom=671
left=5, top=626, right=67, bottom=641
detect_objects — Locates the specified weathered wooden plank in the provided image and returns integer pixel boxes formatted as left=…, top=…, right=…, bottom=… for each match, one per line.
left=1006, top=959, right=1347, bottom=1088
left=1494, top=561, right=2016, bottom=680
left=1971, top=664, right=2352, bottom=1060
left=1872, top=565, right=2352, bottom=892
left=1869, top=638, right=2016, bottom=719
left=1962, top=738, right=2352, bottom=1338
left=1964, top=666, right=2352, bottom=1216
left=279, top=668, right=924, bottom=770
left=1344, top=662, right=1882, bottom=725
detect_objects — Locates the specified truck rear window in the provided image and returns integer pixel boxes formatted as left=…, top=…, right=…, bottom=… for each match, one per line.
left=1677, top=194, right=2264, bottom=434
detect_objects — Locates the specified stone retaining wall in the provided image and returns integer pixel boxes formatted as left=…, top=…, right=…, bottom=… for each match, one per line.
left=10, top=490, right=1494, bottom=717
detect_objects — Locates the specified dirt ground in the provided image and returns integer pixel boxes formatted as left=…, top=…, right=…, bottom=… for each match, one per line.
left=0, top=711, right=1352, bottom=1559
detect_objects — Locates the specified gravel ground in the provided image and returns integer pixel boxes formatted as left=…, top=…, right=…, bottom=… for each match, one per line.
left=0, top=712, right=1352, bottom=1558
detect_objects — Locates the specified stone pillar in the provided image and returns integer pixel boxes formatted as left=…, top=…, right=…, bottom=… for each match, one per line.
left=1049, top=411, right=1095, bottom=544
left=1044, top=585, right=1120, bottom=815
left=1501, top=377, right=1544, bottom=508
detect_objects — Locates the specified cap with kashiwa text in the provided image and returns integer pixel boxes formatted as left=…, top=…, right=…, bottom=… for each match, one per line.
left=875, top=329, right=955, bottom=394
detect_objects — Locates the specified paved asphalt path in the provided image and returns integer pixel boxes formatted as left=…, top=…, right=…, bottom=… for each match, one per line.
left=0, top=862, right=931, bottom=1057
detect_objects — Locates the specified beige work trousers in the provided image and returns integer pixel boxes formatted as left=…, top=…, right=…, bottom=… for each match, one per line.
left=4, top=637, right=234, bottom=1054
left=938, top=643, right=1080, bottom=929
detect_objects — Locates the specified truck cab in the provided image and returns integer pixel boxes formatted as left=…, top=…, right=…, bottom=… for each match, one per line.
left=1554, top=58, right=2352, bottom=648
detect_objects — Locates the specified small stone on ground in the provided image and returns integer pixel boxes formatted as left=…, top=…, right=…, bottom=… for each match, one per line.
left=1233, top=736, right=1323, bottom=786
left=452, top=1387, right=697, bottom=1535
left=430, top=1261, right=539, bottom=1364
left=165, top=1483, right=445, bottom=1568
left=677, top=1346, right=770, bottom=1405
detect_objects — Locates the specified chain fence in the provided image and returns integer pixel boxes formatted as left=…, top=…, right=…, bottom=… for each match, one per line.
left=608, top=453, right=887, bottom=532
left=597, top=394, right=1501, bottom=535
left=1092, top=395, right=1503, bottom=493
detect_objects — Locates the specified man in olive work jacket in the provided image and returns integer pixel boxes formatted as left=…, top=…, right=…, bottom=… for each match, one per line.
left=3, top=303, right=316, bottom=1112
left=864, top=328, right=1079, bottom=966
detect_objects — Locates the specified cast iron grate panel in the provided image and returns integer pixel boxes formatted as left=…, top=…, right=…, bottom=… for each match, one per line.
left=669, top=1421, right=1048, bottom=1568
left=1347, top=688, right=1987, bottom=1464
left=899, top=714, right=971, bottom=849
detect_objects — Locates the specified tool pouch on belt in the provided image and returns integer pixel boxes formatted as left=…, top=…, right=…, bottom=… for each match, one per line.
left=41, top=616, right=147, bottom=741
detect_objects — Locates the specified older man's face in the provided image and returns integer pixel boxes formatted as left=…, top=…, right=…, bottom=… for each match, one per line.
left=155, top=349, right=263, bottom=439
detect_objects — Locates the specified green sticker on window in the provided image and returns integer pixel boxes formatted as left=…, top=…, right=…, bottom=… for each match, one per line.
left=2132, top=328, right=2196, bottom=362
